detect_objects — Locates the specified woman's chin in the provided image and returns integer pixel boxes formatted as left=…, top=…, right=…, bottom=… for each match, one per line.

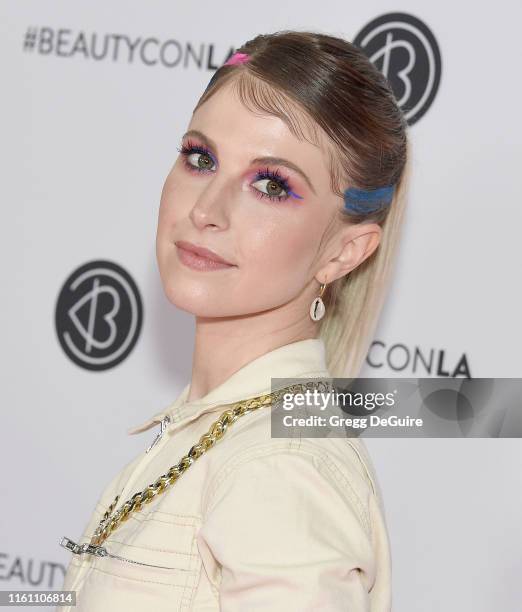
left=161, top=284, right=232, bottom=317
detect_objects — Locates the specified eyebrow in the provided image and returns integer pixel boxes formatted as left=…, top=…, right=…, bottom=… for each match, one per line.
left=182, top=129, right=317, bottom=195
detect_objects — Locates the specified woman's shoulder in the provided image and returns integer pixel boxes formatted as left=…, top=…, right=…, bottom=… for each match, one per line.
left=208, top=400, right=378, bottom=487
left=202, top=405, right=381, bottom=533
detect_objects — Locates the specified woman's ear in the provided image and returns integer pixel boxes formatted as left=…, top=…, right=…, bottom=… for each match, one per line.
left=317, top=222, right=382, bottom=283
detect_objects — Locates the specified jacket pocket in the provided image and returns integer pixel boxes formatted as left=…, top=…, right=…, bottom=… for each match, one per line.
left=82, top=510, right=202, bottom=611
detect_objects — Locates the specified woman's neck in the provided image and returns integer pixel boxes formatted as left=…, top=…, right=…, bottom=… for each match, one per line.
left=187, top=315, right=318, bottom=403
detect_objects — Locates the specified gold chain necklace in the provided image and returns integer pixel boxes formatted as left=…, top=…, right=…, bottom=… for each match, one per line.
left=84, top=379, right=330, bottom=547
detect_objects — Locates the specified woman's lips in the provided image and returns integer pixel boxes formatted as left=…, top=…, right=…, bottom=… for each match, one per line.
left=175, top=242, right=236, bottom=271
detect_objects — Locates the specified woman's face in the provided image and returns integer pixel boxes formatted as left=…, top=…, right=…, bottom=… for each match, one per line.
left=157, top=80, right=349, bottom=318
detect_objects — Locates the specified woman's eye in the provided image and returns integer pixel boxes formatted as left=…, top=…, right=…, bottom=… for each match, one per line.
left=187, top=152, right=216, bottom=172
left=252, top=178, right=288, bottom=199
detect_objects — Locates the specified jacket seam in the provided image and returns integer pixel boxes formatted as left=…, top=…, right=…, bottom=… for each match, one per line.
left=345, top=439, right=377, bottom=496
left=296, top=438, right=372, bottom=537
left=106, top=538, right=194, bottom=557
left=89, top=564, right=187, bottom=588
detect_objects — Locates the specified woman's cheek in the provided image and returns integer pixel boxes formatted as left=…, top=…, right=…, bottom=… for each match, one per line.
left=237, top=218, right=284, bottom=265
left=242, top=220, right=312, bottom=281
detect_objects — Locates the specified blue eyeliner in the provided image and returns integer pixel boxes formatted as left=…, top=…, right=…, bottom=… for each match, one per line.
left=288, top=190, right=304, bottom=199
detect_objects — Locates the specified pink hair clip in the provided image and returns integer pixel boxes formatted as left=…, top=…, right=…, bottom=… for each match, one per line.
left=223, top=52, right=250, bottom=66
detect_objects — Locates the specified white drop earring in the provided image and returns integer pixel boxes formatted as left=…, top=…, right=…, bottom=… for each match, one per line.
left=309, top=281, right=327, bottom=321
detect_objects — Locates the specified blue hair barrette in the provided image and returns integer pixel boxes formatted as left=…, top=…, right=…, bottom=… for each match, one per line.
left=343, top=184, right=395, bottom=214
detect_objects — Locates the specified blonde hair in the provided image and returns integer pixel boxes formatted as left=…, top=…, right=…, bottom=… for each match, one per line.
left=320, top=147, right=412, bottom=377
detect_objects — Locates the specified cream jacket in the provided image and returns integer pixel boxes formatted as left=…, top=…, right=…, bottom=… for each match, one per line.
left=59, top=338, right=392, bottom=611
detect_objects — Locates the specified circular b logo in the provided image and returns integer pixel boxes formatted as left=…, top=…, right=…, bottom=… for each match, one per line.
left=55, top=260, right=143, bottom=371
left=354, top=12, right=442, bottom=125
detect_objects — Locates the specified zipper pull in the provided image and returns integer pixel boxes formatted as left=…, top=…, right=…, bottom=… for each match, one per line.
left=60, top=537, right=108, bottom=557
left=60, top=536, right=178, bottom=570
left=145, top=415, right=171, bottom=453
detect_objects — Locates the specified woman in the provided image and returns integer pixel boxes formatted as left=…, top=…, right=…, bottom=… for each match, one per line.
left=59, top=29, right=410, bottom=611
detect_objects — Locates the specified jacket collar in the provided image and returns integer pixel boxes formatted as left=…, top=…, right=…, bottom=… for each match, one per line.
left=127, top=337, right=330, bottom=436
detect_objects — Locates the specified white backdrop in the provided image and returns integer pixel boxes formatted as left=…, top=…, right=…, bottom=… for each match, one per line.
left=1, top=1, right=521, bottom=610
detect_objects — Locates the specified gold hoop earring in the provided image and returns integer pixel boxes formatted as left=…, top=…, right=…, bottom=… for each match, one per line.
left=309, top=281, right=327, bottom=322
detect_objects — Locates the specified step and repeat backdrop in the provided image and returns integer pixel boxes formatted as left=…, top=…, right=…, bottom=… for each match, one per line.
left=2, top=2, right=521, bottom=610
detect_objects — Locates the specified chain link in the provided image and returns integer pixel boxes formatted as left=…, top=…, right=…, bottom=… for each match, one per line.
left=89, top=380, right=330, bottom=547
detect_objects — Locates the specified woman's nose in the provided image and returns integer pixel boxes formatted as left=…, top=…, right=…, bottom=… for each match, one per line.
left=189, top=174, right=234, bottom=229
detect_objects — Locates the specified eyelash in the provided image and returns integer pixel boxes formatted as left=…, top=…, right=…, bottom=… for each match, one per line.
left=176, top=139, right=296, bottom=202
